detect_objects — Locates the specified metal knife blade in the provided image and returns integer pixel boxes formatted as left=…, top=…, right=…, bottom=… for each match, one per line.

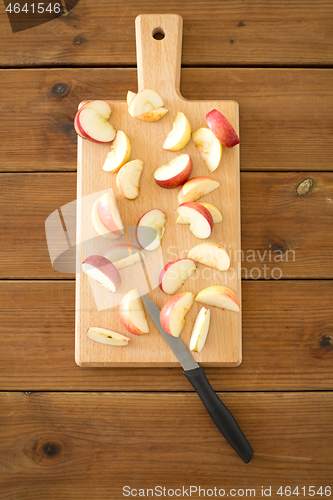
left=141, top=293, right=199, bottom=371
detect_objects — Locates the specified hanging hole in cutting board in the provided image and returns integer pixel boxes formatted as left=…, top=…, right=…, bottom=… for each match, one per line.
left=152, top=27, right=165, bottom=40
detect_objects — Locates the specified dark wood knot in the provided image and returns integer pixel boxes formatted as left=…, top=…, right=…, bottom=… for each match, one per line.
left=297, top=178, right=314, bottom=196
left=238, top=21, right=245, bottom=27
left=38, top=440, right=62, bottom=459
left=271, top=240, right=288, bottom=255
left=51, top=82, right=71, bottom=97
left=319, top=334, right=333, bottom=351
left=311, top=331, right=333, bottom=359
left=73, top=35, right=85, bottom=46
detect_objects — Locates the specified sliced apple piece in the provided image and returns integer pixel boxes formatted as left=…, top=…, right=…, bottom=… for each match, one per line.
left=102, top=130, right=131, bottom=173
left=195, top=286, right=240, bottom=312
left=82, top=255, right=121, bottom=292
left=177, top=202, right=213, bottom=239
left=160, top=292, right=195, bottom=337
left=136, top=209, right=166, bottom=251
left=75, top=103, right=116, bottom=143
left=127, top=91, right=136, bottom=106
left=104, top=244, right=145, bottom=270
left=159, top=258, right=197, bottom=295
left=190, top=307, right=210, bottom=352
left=192, top=127, right=222, bottom=173
left=178, top=176, right=220, bottom=204
left=154, top=154, right=192, bottom=189
left=177, top=202, right=222, bottom=225
left=92, top=192, right=124, bottom=239
left=128, top=89, right=164, bottom=117
left=87, top=327, right=130, bottom=346
left=163, top=112, right=191, bottom=151
left=188, top=243, right=230, bottom=271
left=206, top=109, right=240, bottom=148
left=116, top=159, right=143, bottom=200
left=136, top=107, right=168, bottom=122
left=119, top=288, right=149, bottom=335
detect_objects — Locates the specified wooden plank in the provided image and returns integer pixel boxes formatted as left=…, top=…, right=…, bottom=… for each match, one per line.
left=76, top=14, right=241, bottom=367
left=0, top=391, right=332, bottom=499
left=1, top=172, right=332, bottom=279
left=0, top=280, right=332, bottom=391
left=1, top=68, right=333, bottom=172
left=0, top=1, right=332, bottom=67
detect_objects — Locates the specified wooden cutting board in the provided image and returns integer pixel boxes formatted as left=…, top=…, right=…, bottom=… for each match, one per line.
left=75, top=14, right=241, bottom=367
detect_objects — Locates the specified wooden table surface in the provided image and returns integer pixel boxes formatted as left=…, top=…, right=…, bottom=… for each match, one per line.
left=0, top=1, right=332, bottom=498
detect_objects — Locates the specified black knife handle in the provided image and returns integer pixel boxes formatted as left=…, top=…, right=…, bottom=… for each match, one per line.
left=184, top=366, right=253, bottom=464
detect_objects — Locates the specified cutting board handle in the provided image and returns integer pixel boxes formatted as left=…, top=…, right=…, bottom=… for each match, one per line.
left=135, top=14, right=183, bottom=100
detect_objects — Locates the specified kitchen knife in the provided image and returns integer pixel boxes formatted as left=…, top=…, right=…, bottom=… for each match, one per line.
left=141, top=293, right=253, bottom=464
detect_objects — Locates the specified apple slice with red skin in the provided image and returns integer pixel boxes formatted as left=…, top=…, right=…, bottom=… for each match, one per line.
left=195, top=286, right=240, bottom=312
left=119, top=288, right=149, bottom=335
left=205, top=109, right=240, bottom=148
left=82, top=255, right=121, bottom=292
left=154, top=154, right=192, bottom=189
left=92, top=192, right=124, bottom=239
left=178, top=176, right=220, bottom=204
left=188, top=243, right=230, bottom=271
left=177, top=202, right=213, bottom=239
left=87, top=327, right=130, bottom=346
left=75, top=100, right=116, bottom=143
left=159, top=258, right=197, bottom=295
left=177, top=202, right=222, bottom=225
left=136, top=209, right=166, bottom=251
left=190, top=307, right=210, bottom=352
left=160, top=291, right=195, bottom=337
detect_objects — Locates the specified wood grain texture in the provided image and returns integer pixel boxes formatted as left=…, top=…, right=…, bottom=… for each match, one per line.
left=0, top=391, right=332, bottom=499
left=0, top=1, right=333, bottom=67
left=1, top=68, right=333, bottom=172
left=1, top=172, right=332, bottom=280
left=76, top=14, right=241, bottom=367
left=0, top=280, right=332, bottom=391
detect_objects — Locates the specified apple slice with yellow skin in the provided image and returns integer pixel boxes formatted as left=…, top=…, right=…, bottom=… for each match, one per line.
left=128, top=89, right=164, bottom=117
left=116, top=159, right=143, bottom=200
left=177, top=202, right=213, bottom=239
left=127, top=91, right=136, bottom=106
left=136, top=209, right=166, bottom=251
left=177, top=202, right=222, bottom=225
left=82, top=255, right=121, bottom=292
left=163, top=112, right=191, bottom=151
left=190, top=307, right=210, bottom=352
left=192, top=127, right=222, bottom=173
left=87, top=327, right=130, bottom=346
left=92, top=192, right=124, bottom=239
left=178, top=176, right=220, bottom=204
left=104, top=244, right=145, bottom=270
left=159, top=258, right=197, bottom=295
left=119, top=288, right=149, bottom=335
left=135, top=107, right=168, bottom=122
left=160, top=291, right=195, bottom=337
left=102, top=130, right=131, bottom=173
left=188, top=243, right=230, bottom=271
left=195, top=286, right=240, bottom=312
